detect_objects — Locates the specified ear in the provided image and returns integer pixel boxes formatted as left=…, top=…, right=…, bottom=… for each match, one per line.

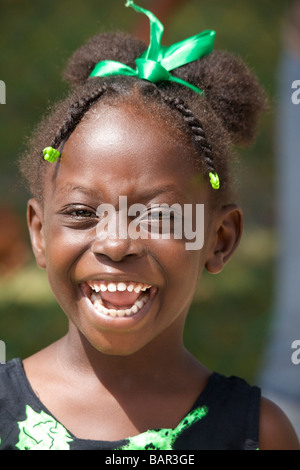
left=27, top=198, right=46, bottom=269
left=205, top=204, right=243, bottom=274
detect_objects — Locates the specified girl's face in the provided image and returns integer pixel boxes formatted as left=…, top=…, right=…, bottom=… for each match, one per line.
left=28, top=99, right=241, bottom=356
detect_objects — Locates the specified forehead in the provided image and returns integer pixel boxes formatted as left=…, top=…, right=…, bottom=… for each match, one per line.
left=45, top=99, right=204, bottom=203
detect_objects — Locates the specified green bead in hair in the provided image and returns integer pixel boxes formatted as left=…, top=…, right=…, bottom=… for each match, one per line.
left=43, top=147, right=61, bottom=163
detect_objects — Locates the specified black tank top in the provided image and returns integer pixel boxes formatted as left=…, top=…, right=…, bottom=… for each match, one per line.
left=0, top=358, right=260, bottom=450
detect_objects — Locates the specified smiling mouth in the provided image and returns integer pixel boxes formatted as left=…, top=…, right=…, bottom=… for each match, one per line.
left=81, top=280, right=156, bottom=318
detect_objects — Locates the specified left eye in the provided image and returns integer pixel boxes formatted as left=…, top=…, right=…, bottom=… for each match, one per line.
left=136, top=207, right=177, bottom=235
left=143, top=208, right=175, bottom=223
left=148, top=212, right=167, bottom=221
left=70, top=209, right=95, bottom=218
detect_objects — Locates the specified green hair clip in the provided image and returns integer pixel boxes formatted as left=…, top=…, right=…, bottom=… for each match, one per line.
left=209, top=172, right=220, bottom=190
left=43, top=147, right=60, bottom=163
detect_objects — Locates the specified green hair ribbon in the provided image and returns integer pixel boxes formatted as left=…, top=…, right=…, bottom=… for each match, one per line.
left=89, top=0, right=216, bottom=96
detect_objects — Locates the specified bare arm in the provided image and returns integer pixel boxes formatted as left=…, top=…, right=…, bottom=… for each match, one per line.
left=259, top=397, right=300, bottom=450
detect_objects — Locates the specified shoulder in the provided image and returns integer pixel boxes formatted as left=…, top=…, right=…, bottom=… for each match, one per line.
left=259, top=397, right=300, bottom=450
left=0, top=358, right=24, bottom=406
left=0, top=358, right=21, bottom=389
left=0, top=359, right=24, bottom=437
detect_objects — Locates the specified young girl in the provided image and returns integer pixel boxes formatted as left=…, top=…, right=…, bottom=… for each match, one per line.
left=0, top=1, right=299, bottom=450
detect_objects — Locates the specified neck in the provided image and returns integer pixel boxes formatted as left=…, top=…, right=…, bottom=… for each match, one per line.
left=55, top=320, right=194, bottom=390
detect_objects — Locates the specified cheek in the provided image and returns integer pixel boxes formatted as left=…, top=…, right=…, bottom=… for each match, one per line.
left=44, top=224, right=91, bottom=290
left=154, top=240, right=203, bottom=305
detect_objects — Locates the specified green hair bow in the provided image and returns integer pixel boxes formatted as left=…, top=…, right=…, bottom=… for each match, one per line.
left=89, top=0, right=216, bottom=95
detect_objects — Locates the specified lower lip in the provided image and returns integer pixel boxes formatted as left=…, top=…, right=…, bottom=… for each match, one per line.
left=79, top=286, right=158, bottom=330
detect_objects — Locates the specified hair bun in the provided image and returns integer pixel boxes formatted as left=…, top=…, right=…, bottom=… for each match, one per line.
left=63, top=32, right=147, bottom=88
left=175, top=50, right=267, bottom=147
left=64, top=34, right=266, bottom=147
left=202, top=51, right=267, bottom=146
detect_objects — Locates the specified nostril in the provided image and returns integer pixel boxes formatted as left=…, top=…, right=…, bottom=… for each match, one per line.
left=91, top=236, right=144, bottom=262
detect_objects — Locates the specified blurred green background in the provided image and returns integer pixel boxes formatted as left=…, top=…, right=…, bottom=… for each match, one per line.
left=0, top=0, right=291, bottom=381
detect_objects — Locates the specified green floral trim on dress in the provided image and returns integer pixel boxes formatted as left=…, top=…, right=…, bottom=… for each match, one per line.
left=116, top=405, right=208, bottom=450
left=16, top=405, right=73, bottom=450
left=13, top=404, right=208, bottom=450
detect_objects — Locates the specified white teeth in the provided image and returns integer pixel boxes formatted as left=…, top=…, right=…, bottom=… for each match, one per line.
left=89, top=292, right=150, bottom=318
left=90, top=293, right=96, bottom=300
left=135, top=299, right=143, bottom=309
left=107, top=283, right=117, bottom=292
left=88, top=281, right=151, bottom=293
left=131, top=305, right=138, bottom=314
left=117, top=282, right=127, bottom=292
left=87, top=281, right=153, bottom=317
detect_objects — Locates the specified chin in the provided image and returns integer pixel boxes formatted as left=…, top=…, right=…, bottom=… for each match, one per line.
left=87, top=334, right=154, bottom=358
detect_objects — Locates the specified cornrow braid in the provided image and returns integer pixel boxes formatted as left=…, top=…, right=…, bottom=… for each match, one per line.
left=159, top=94, right=215, bottom=175
left=49, top=85, right=108, bottom=151
left=46, top=83, right=218, bottom=186
left=20, top=31, right=267, bottom=200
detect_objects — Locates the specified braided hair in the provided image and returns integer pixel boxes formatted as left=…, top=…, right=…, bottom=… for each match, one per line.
left=19, top=31, right=266, bottom=202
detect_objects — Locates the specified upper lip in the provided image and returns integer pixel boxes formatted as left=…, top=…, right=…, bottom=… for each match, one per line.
left=78, top=274, right=156, bottom=287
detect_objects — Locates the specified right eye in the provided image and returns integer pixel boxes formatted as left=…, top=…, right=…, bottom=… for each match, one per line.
left=66, top=209, right=96, bottom=219
left=59, top=205, right=98, bottom=228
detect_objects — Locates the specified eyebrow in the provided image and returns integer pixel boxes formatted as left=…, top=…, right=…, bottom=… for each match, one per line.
left=57, top=183, right=188, bottom=203
left=137, top=185, right=188, bottom=202
left=57, top=184, right=100, bottom=197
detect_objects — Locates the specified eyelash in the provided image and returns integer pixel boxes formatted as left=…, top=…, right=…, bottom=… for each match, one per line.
left=140, top=208, right=176, bottom=222
left=61, top=206, right=98, bottom=221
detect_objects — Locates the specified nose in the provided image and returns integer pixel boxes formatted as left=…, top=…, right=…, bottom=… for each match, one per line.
left=91, top=237, right=143, bottom=262
left=91, top=216, right=144, bottom=262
